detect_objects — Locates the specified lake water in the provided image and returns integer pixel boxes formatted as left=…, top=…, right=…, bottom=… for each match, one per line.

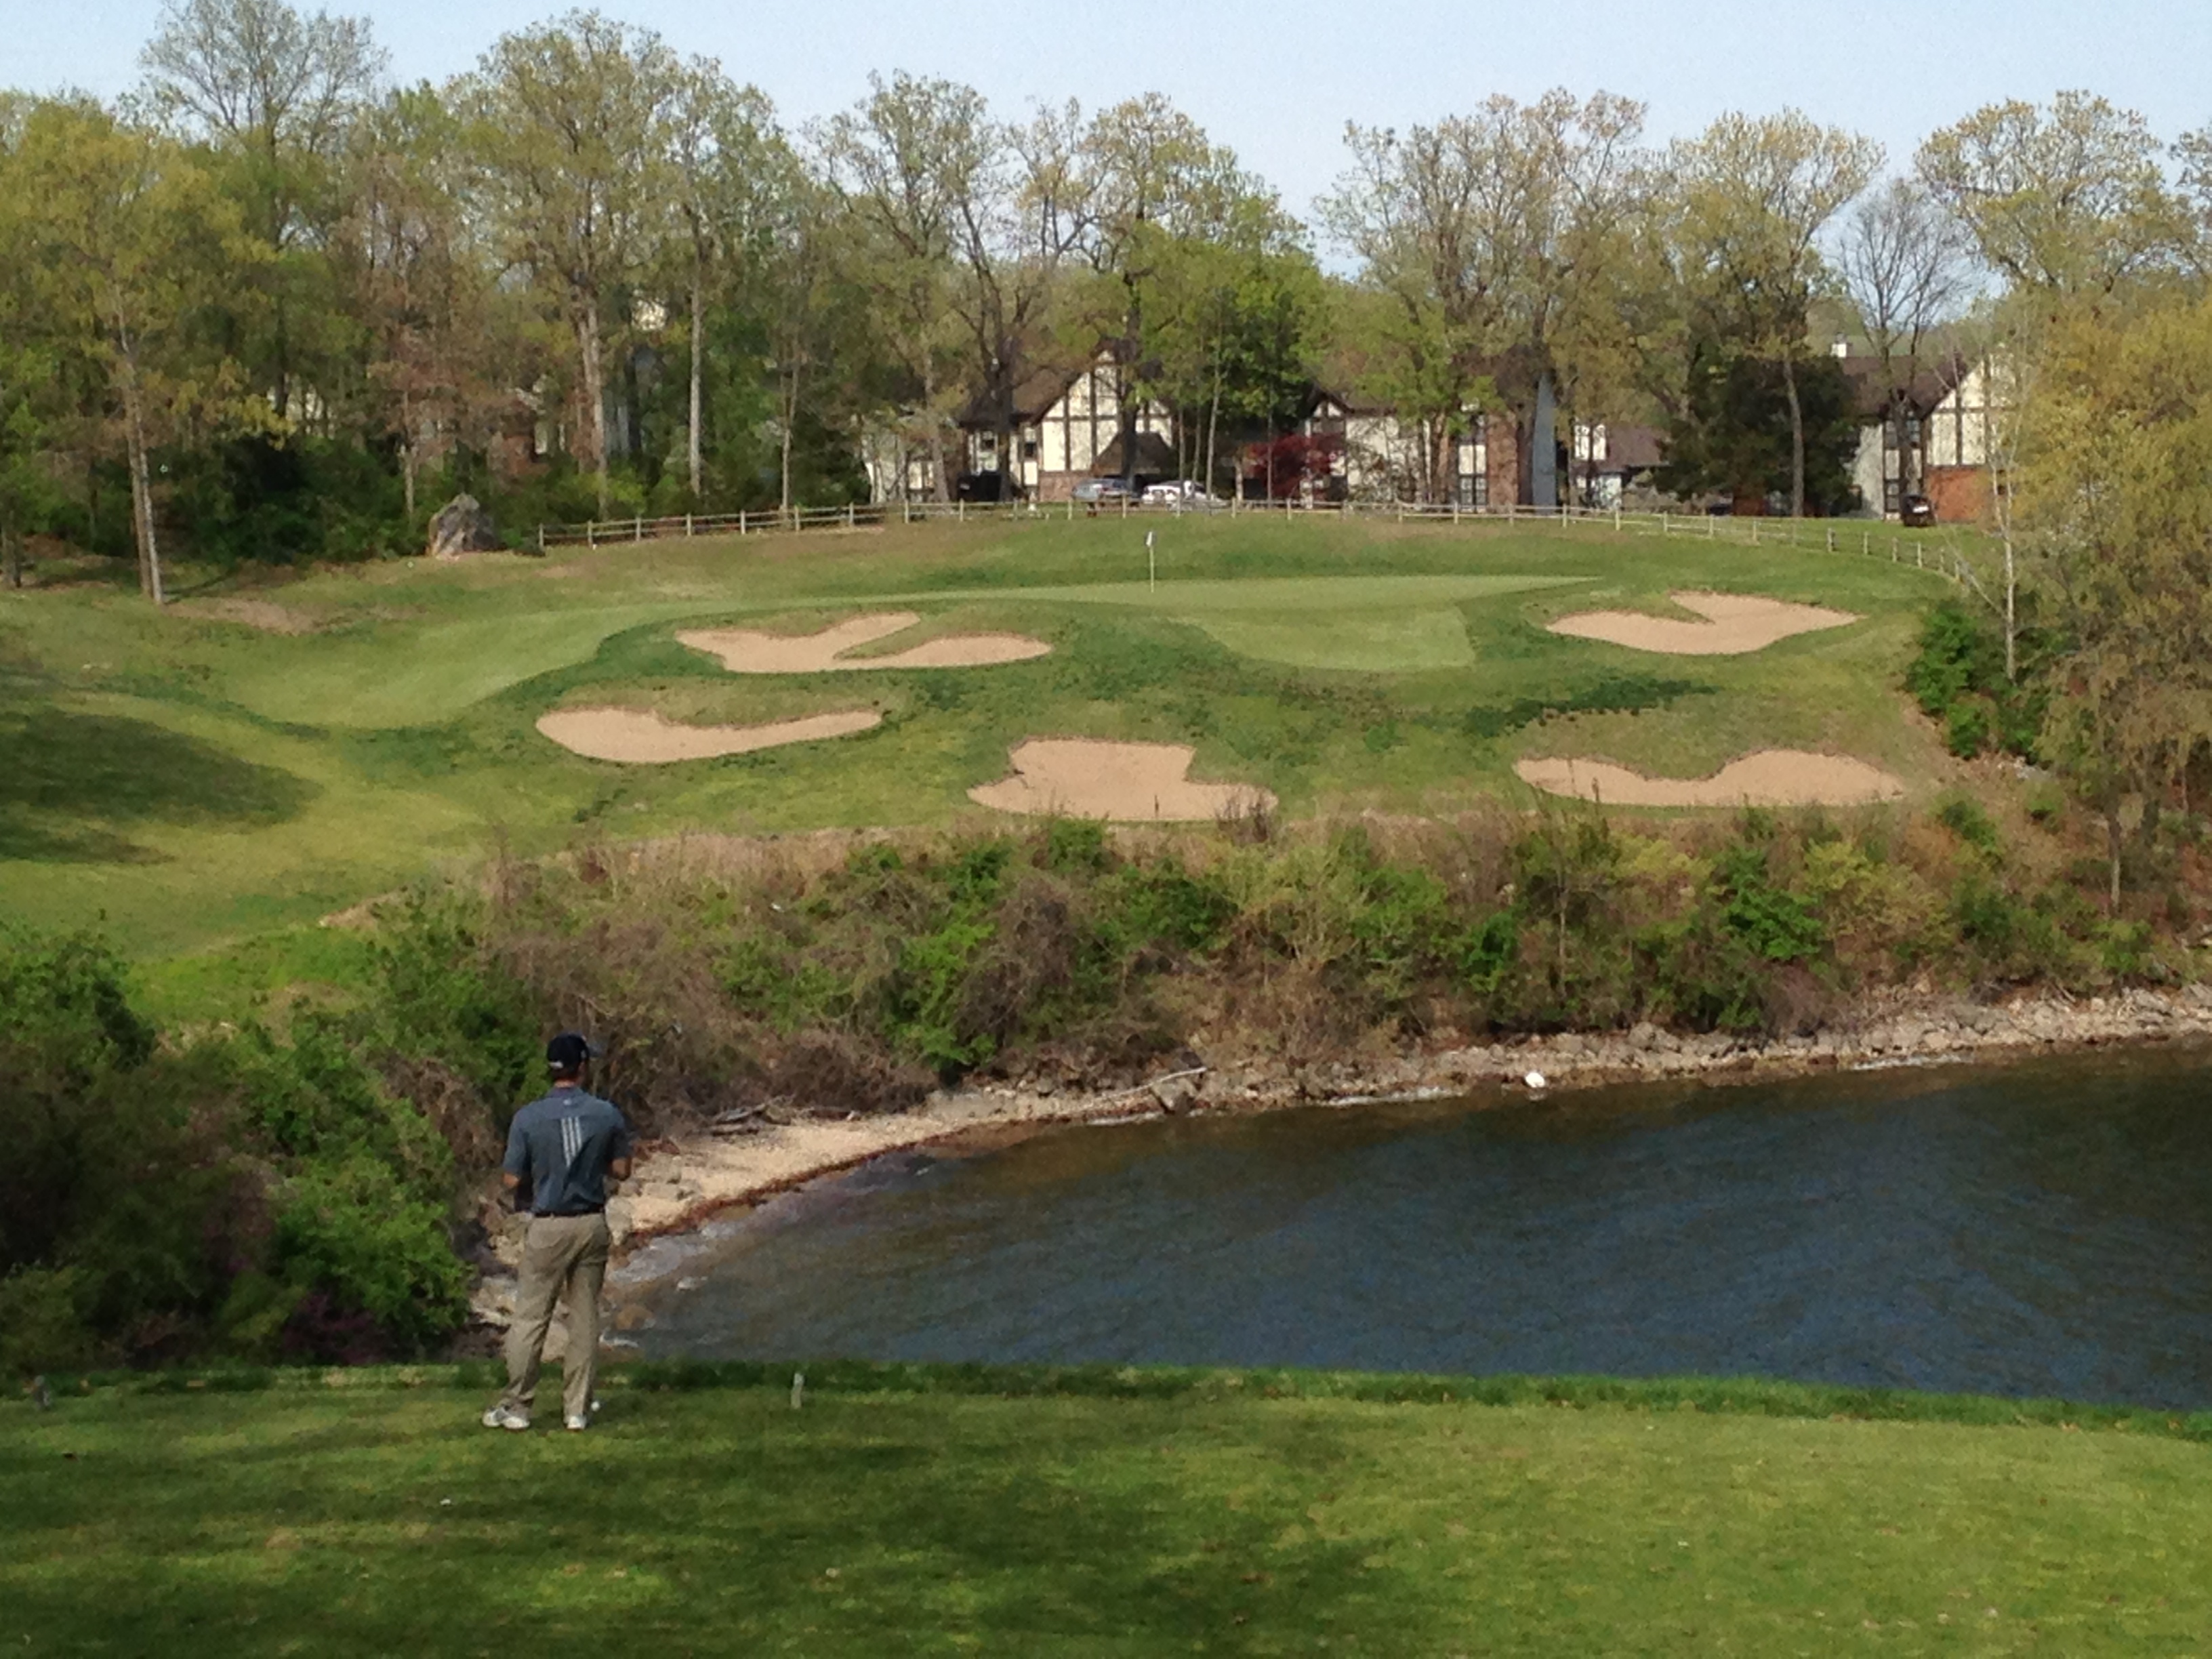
left=625, top=1047, right=2212, bottom=1408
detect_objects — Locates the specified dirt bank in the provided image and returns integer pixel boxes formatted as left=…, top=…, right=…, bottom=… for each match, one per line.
left=467, top=981, right=2212, bottom=1339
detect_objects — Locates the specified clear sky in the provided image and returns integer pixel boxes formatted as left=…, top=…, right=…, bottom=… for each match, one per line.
left=7, top=0, right=2207, bottom=242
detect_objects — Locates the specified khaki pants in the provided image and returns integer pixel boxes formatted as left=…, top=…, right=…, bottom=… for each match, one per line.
left=498, top=1212, right=609, bottom=1423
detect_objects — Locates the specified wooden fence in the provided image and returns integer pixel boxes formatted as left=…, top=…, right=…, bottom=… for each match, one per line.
left=534, top=496, right=1971, bottom=581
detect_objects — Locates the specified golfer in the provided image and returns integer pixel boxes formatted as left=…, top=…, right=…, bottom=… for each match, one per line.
left=483, top=1033, right=632, bottom=1432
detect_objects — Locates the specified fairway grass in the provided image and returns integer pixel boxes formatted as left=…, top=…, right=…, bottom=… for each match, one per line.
left=1, top=516, right=1965, bottom=964
left=6, top=1366, right=2207, bottom=1655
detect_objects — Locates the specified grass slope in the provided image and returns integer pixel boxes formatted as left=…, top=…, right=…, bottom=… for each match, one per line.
left=5, top=1366, right=2206, bottom=1656
left=0, top=516, right=1962, bottom=963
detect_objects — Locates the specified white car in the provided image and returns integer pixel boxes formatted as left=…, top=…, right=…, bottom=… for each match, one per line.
left=1143, top=480, right=1217, bottom=509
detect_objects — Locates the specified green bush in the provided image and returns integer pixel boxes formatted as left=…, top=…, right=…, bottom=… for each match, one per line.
left=272, top=1158, right=470, bottom=1357
left=1936, top=796, right=2004, bottom=860
left=1905, top=600, right=2041, bottom=762
left=0, top=925, right=480, bottom=1374
left=1718, top=861, right=1824, bottom=964
left=0, top=1267, right=97, bottom=1378
left=1944, top=700, right=1993, bottom=759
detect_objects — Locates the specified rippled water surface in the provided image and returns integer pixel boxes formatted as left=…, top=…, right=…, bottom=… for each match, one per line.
left=629, top=1048, right=2212, bottom=1406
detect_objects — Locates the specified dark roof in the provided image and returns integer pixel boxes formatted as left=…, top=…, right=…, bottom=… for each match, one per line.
left=957, top=364, right=1082, bottom=429
left=1091, top=431, right=1177, bottom=478
left=1305, top=385, right=1396, bottom=419
left=1597, top=424, right=1664, bottom=470
left=1836, top=352, right=1968, bottom=421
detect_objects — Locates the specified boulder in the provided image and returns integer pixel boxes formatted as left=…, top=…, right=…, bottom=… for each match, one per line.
left=426, top=494, right=501, bottom=559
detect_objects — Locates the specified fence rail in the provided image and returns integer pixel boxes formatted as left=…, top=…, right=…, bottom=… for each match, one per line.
left=533, top=496, right=1970, bottom=581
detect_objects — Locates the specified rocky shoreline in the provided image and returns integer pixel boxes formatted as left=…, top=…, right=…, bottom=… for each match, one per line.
left=467, top=983, right=2212, bottom=1338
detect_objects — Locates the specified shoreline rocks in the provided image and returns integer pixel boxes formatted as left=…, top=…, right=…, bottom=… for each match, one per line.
left=466, top=985, right=2212, bottom=1334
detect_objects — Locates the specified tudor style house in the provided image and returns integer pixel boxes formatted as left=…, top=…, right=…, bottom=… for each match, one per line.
left=959, top=356, right=1175, bottom=501
left=1839, top=344, right=2012, bottom=523
left=1292, top=390, right=1510, bottom=506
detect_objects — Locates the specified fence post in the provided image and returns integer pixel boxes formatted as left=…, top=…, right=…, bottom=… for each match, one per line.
left=684, top=512, right=693, bottom=538
left=1826, top=527, right=1835, bottom=553
left=1661, top=514, right=1669, bottom=538
left=537, top=523, right=546, bottom=554
left=1862, top=530, right=1869, bottom=556
left=1916, top=544, right=1923, bottom=569
left=1613, top=505, right=1621, bottom=533
left=738, top=511, right=747, bottom=536
left=586, top=520, right=595, bottom=549
left=1751, top=518, right=1759, bottom=546
left=634, top=515, right=642, bottom=543
left=846, top=503, right=855, bottom=528
left=1706, top=514, right=1715, bottom=539
left=958, top=499, right=966, bottom=523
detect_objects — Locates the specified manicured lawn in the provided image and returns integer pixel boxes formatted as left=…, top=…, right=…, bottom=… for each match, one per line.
left=5, top=1367, right=2207, bottom=1655
left=1, top=514, right=1965, bottom=968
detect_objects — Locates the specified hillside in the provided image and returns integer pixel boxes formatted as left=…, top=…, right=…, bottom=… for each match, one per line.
left=0, top=515, right=1965, bottom=966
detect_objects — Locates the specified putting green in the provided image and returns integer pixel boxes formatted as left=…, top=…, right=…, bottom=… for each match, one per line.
left=884, top=574, right=1590, bottom=672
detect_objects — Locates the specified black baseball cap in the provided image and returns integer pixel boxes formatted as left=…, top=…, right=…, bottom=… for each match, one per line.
left=546, top=1031, right=602, bottom=1071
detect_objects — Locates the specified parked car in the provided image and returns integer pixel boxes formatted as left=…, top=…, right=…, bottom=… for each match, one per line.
left=1143, top=479, right=1218, bottom=509
left=1071, top=477, right=1135, bottom=504
left=1900, top=493, right=1936, bottom=528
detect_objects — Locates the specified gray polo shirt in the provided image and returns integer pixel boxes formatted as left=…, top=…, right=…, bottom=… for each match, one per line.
left=503, top=1086, right=632, bottom=1216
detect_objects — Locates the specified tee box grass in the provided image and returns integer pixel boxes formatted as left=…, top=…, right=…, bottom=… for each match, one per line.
left=0, top=515, right=1961, bottom=970
left=4, top=1365, right=2207, bottom=1655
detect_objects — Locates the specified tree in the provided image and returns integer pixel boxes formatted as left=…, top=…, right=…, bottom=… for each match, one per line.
left=758, top=162, right=846, bottom=514
left=1070, top=94, right=1245, bottom=485
left=140, top=0, right=386, bottom=417
left=1322, top=92, right=1648, bottom=504
left=464, top=11, right=682, bottom=517
left=14, top=100, right=260, bottom=601
left=2018, top=298, right=2212, bottom=907
left=2182, top=124, right=2212, bottom=278
left=337, top=83, right=501, bottom=526
left=818, top=73, right=984, bottom=502
left=1668, top=111, right=1879, bottom=517
left=0, top=102, right=65, bottom=589
left=1835, top=177, right=1971, bottom=502
left=1656, top=331, right=1861, bottom=512
left=1917, top=94, right=2192, bottom=307
left=663, top=64, right=782, bottom=503
left=1143, top=217, right=1322, bottom=493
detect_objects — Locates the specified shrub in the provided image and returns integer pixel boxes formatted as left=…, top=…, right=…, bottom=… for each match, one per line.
left=1945, top=699, right=1992, bottom=759
left=1936, top=796, right=2004, bottom=860
left=0, top=1267, right=98, bottom=1378
left=1904, top=599, right=2041, bottom=761
left=1715, top=846, right=1826, bottom=964
left=272, top=1157, right=470, bottom=1357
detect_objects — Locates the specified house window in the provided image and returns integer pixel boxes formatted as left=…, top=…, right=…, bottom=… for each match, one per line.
left=1022, top=438, right=1038, bottom=460
left=1884, top=479, right=1902, bottom=515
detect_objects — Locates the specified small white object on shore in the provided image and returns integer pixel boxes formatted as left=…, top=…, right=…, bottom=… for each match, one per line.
left=1523, top=1070, right=1549, bottom=1090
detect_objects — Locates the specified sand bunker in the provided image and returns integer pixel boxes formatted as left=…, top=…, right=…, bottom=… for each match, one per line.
left=537, top=706, right=880, bottom=764
left=1516, top=750, right=1905, bottom=808
left=1547, top=591, right=1859, bottom=655
left=970, top=739, right=1276, bottom=822
left=678, top=612, right=1050, bottom=674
